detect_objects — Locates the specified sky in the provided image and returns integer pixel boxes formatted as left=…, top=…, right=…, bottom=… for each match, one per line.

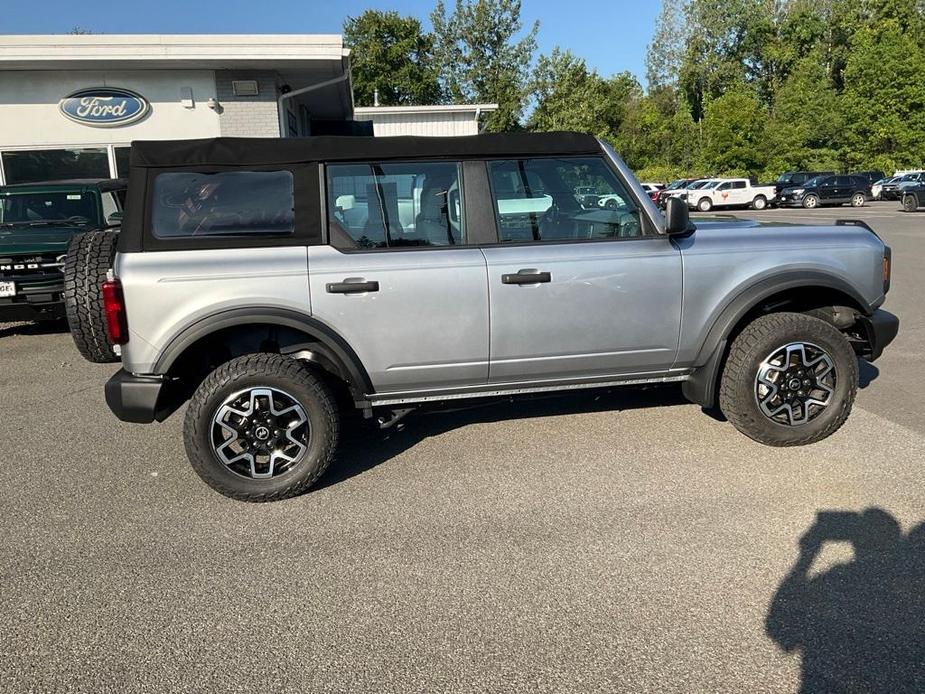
left=0, top=0, right=660, bottom=83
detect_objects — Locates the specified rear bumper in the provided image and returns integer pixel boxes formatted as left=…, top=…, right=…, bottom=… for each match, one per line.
left=105, top=370, right=170, bottom=423
left=858, top=309, right=899, bottom=361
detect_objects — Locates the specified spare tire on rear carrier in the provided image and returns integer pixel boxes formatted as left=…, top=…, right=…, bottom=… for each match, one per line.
left=64, top=230, right=120, bottom=363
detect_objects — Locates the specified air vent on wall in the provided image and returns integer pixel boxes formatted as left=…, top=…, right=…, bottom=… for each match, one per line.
left=232, top=80, right=259, bottom=97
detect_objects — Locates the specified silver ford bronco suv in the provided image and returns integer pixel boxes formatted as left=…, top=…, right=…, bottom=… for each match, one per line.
left=69, top=133, right=899, bottom=501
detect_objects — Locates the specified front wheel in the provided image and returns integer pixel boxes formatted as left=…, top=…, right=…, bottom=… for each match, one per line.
left=752, top=195, right=767, bottom=210
left=851, top=193, right=865, bottom=208
left=183, top=353, right=339, bottom=501
left=802, top=194, right=819, bottom=209
left=903, top=193, right=918, bottom=212
left=698, top=197, right=713, bottom=212
left=719, top=312, right=857, bottom=446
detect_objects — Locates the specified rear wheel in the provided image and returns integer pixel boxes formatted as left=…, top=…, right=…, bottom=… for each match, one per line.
left=63, top=230, right=119, bottom=363
left=752, top=195, right=767, bottom=210
left=903, top=193, right=918, bottom=212
left=698, top=197, right=713, bottom=212
left=719, top=312, right=857, bottom=446
left=183, top=353, right=339, bottom=502
left=802, top=194, right=819, bottom=209
left=851, top=193, right=865, bottom=208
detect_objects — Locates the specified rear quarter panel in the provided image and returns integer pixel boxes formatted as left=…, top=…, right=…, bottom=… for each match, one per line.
left=673, top=221, right=886, bottom=367
left=116, top=247, right=310, bottom=374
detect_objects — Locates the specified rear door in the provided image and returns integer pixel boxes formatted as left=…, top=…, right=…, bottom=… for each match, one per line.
left=480, top=156, right=682, bottom=383
left=308, top=160, right=490, bottom=394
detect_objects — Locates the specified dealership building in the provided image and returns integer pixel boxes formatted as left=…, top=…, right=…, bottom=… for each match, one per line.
left=0, top=34, right=494, bottom=185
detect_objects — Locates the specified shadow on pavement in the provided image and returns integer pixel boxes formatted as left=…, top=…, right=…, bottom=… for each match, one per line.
left=316, top=385, right=689, bottom=490
left=858, top=359, right=880, bottom=389
left=0, top=319, right=68, bottom=340
left=766, top=509, right=925, bottom=693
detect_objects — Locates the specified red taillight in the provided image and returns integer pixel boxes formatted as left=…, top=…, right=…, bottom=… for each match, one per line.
left=101, top=278, right=129, bottom=345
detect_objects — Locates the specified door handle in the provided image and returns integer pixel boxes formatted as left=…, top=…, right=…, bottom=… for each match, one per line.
left=502, top=270, right=551, bottom=285
left=326, top=279, right=379, bottom=294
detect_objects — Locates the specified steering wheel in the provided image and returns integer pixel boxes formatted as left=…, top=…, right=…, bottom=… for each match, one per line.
left=67, top=215, right=91, bottom=224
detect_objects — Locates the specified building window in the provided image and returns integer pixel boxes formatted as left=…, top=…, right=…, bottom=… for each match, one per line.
left=114, top=147, right=132, bottom=179
left=151, top=170, right=294, bottom=239
left=1, top=148, right=110, bottom=185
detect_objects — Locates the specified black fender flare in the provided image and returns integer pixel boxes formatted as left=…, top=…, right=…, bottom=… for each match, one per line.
left=682, top=271, right=874, bottom=408
left=152, top=306, right=374, bottom=399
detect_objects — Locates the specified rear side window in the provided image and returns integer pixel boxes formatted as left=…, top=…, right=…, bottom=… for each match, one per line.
left=488, top=157, right=643, bottom=243
left=326, top=161, right=465, bottom=249
left=151, top=170, right=294, bottom=239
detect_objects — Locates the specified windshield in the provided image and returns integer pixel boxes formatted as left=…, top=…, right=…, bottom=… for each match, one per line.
left=0, top=191, right=97, bottom=226
left=777, top=173, right=795, bottom=184
left=688, top=180, right=710, bottom=190
left=702, top=180, right=722, bottom=189
left=667, top=179, right=688, bottom=190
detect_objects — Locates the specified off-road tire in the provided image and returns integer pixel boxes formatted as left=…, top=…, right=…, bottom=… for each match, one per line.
left=850, top=193, right=865, bottom=208
left=63, top=230, right=119, bottom=363
left=902, top=193, right=918, bottom=212
left=719, top=312, right=858, bottom=446
left=698, top=197, right=713, bottom=212
left=752, top=195, right=767, bottom=210
left=184, top=353, right=339, bottom=502
left=802, top=194, right=819, bottom=209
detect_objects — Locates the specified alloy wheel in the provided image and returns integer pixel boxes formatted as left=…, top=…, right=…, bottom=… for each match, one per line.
left=754, top=342, right=836, bottom=426
left=210, top=386, right=310, bottom=479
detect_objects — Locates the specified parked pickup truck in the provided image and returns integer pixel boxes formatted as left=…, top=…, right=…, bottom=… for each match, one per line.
left=688, top=178, right=776, bottom=212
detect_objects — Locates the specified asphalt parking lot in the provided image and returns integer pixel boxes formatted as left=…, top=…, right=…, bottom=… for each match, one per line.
left=1, top=201, right=922, bottom=693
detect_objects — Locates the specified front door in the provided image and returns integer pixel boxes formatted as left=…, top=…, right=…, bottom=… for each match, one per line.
left=481, top=156, right=682, bottom=383
left=309, top=160, right=489, bottom=394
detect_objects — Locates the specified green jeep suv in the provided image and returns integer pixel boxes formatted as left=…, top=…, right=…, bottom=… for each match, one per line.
left=0, top=179, right=126, bottom=322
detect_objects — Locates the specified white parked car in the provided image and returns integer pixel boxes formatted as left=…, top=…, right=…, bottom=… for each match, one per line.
left=688, top=178, right=776, bottom=211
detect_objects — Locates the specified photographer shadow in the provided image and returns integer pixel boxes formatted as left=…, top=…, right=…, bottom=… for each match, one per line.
left=766, top=509, right=925, bottom=692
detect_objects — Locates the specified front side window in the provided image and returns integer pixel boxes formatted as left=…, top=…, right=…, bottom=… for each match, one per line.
left=326, top=161, right=465, bottom=249
left=488, top=157, right=642, bottom=243
left=151, top=170, right=294, bottom=239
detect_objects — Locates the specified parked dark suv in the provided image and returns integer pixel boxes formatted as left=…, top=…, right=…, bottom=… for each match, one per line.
left=0, top=179, right=126, bottom=322
left=778, top=175, right=870, bottom=209
left=773, top=171, right=834, bottom=203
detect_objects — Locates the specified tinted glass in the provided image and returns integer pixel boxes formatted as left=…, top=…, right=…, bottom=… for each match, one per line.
left=488, top=157, right=642, bottom=243
left=0, top=190, right=98, bottom=226
left=1, top=148, right=109, bottom=185
left=327, top=161, right=464, bottom=249
left=151, top=171, right=294, bottom=239
left=733, top=181, right=747, bottom=189
left=803, top=176, right=823, bottom=187
left=114, top=147, right=131, bottom=178
left=836, top=176, right=853, bottom=186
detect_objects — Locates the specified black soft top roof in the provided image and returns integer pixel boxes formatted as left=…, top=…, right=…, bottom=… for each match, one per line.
left=130, top=132, right=601, bottom=168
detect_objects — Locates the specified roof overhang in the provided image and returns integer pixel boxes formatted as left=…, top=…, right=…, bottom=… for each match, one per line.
left=354, top=104, right=498, bottom=117
left=0, top=34, right=349, bottom=70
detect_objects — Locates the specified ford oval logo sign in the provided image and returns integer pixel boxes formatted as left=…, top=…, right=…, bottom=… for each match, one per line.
left=59, top=88, right=150, bottom=127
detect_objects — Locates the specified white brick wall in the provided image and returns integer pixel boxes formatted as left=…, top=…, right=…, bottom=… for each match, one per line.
left=215, top=70, right=280, bottom=137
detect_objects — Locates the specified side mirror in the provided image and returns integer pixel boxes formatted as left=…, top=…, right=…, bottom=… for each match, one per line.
left=665, top=196, right=694, bottom=236
left=106, top=211, right=123, bottom=226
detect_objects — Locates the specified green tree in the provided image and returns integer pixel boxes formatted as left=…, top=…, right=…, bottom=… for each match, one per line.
left=700, top=88, right=769, bottom=174
left=764, top=52, right=843, bottom=173
left=344, top=10, right=442, bottom=107
left=645, top=0, right=689, bottom=89
left=529, top=48, right=641, bottom=143
left=430, top=0, right=539, bottom=131
left=841, top=18, right=925, bottom=169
